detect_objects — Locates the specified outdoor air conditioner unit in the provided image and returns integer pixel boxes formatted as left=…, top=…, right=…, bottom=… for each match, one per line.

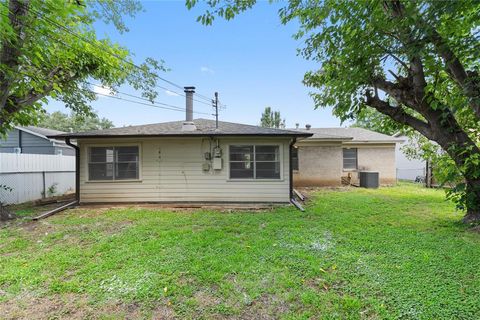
left=13, top=147, right=21, bottom=154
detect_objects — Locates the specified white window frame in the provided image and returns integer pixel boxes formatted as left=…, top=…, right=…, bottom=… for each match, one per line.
left=84, top=143, right=142, bottom=182
left=343, top=147, right=358, bottom=171
left=227, top=143, right=283, bottom=181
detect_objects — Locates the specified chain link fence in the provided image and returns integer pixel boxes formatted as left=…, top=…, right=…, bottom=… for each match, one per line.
left=0, top=171, right=75, bottom=205
left=0, top=153, right=75, bottom=205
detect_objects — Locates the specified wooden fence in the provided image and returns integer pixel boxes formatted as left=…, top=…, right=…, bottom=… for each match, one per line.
left=0, top=153, right=75, bottom=205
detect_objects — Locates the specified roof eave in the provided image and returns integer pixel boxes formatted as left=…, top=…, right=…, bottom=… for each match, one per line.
left=343, top=140, right=404, bottom=144
left=48, top=133, right=314, bottom=139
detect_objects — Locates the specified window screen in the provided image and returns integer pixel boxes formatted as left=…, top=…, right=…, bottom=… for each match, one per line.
left=343, top=148, right=357, bottom=170
left=229, top=146, right=254, bottom=178
left=229, top=145, right=280, bottom=179
left=88, top=146, right=139, bottom=181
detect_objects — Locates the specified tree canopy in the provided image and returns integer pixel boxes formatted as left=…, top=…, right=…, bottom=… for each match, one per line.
left=188, top=0, right=480, bottom=222
left=352, top=107, right=403, bottom=136
left=260, top=106, right=285, bottom=128
left=0, top=0, right=164, bottom=136
left=37, top=111, right=113, bottom=132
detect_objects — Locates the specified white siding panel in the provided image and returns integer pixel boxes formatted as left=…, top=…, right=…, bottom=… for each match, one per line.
left=78, top=137, right=291, bottom=203
left=0, top=154, right=75, bottom=204
left=0, top=153, right=75, bottom=173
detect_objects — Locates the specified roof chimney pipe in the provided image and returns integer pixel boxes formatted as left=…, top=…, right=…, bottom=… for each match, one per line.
left=305, top=124, right=311, bottom=130
left=184, top=86, right=195, bottom=122
left=182, top=86, right=196, bottom=131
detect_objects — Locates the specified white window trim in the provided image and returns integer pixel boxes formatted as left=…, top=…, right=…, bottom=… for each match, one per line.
left=227, top=143, right=284, bottom=182
left=84, top=142, right=142, bottom=183
left=343, top=147, right=358, bottom=171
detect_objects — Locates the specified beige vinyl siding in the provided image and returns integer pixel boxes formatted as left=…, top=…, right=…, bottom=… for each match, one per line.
left=78, top=137, right=291, bottom=203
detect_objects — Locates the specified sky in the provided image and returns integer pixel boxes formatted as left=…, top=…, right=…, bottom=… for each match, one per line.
left=47, top=1, right=346, bottom=129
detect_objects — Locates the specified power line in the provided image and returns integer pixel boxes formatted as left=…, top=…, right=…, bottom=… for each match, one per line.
left=86, top=82, right=212, bottom=116
left=13, top=64, right=212, bottom=117
left=0, top=10, right=218, bottom=113
left=1, top=3, right=225, bottom=114
left=93, top=90, right=212, bottom=116
left=18, top=2, right=218, bottom=104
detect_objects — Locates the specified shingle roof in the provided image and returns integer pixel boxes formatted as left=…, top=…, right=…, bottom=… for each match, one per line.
left=48, top=119, right=313, bottom=139
left=15, top=126, right=72, bottom=147
left=19, top=126, right=66, bottom=137
left=289, top=127, right=402, bottom=143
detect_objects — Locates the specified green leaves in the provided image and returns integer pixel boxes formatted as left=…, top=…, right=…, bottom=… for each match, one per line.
left=188, top=0, right=480, bottom=219
left=0, top=0, right=166, bottom=135
left=37, top=110, right=114, bottom=132
left=260, top=107, right=285, bottom=128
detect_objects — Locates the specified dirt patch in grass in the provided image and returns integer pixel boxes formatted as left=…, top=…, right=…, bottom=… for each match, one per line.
left=78, top=203, right=280, bottom=214
left=0, top=293, right=175, bottom=320
left=5, top=195, right=75, bottom=218
left=194, top=289, right=221, bottom=308
left=235, top=293, right=290, bottom=320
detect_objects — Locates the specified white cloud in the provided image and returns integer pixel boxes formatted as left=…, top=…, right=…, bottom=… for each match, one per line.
left=93, top=85, right=114, bottom=96
left=200, top=66, right=215, bottom=74
left=165, top=90, right=180, bottom=97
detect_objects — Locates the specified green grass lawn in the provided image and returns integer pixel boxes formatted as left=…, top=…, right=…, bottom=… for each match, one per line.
left=1, top=183, right=479, bottom=319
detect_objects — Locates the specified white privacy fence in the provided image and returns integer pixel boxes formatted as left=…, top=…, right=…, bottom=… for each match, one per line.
left=0, top=153, right=75, bottom=205
left=396, top=167, right=426, bottom=182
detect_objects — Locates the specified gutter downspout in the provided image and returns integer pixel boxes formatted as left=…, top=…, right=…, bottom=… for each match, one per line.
left=289, top=138, right=305, bottom=211
left=289, top=137, right=296, bottom=199
left=65, top=138, right=80, bottom=203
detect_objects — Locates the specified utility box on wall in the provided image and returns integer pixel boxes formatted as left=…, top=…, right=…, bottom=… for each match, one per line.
left=212, top=158, right=222, bottom=170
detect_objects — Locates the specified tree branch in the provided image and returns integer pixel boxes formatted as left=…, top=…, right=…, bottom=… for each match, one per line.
left=0, top=67, right=77, bottom=128
left=370, top=76, right=419, bottom=110
left=385, top=50, right=409, bottom=70
left=14, top=67, right=63, bottom=106
left=385, top=0, right=480, bottom=118
left=365, top=89, right=433, bottom=139
left=428, top=30, right=480, bottom=118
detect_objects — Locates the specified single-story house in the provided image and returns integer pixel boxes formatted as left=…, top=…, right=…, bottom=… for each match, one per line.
left=49, top=90, right=312, bottom=204
left=0, top=126, right=75, bottom=156
left=291, top=126, right=403, bottom=187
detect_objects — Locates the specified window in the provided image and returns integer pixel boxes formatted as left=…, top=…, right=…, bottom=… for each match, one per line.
left=291, top=147, right=299, bottom=171
left=229, top=145, right=281, bottom=179
left=343, top=148, right=357, bottom=170
left=88, top=146, right=139, bottom=181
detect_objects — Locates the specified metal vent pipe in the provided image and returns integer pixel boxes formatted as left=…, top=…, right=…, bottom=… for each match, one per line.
left=184, top=86, right=195, bottom=122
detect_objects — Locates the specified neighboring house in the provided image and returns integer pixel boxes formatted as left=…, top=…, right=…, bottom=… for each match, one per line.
left=393, top=133, right=427, bottom=181
left=291, top=126, right=403, bottom=187
left=0, top=126, right=74, bottom=156
left=49, top=89, right=311, bottom=204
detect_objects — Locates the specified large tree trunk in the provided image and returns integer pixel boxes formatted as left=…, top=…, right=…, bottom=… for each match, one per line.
left=430, top=112, right=480, bottom=223
left=366, top=90, right=480, bottom=223
left=365, top=1, right=480, bottom=224
left=461, top=180, right=480, bottom=223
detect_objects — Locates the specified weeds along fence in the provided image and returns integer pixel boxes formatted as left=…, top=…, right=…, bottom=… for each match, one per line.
left=0, top=153, right=75, bottom=205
